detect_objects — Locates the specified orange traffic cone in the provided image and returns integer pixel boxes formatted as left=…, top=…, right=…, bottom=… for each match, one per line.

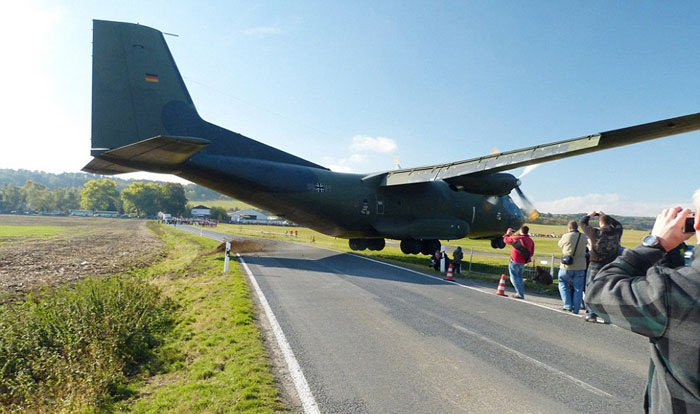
left=496, top=274, right=507, bottom=296
left=444, top=264, right=454, bottom=281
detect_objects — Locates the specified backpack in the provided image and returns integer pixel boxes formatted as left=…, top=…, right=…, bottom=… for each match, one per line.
left=532, top=266, right=553, bottom=285
left=512, top=239, right=532, bottom=263
left=595, top=230, right=620, bottom=263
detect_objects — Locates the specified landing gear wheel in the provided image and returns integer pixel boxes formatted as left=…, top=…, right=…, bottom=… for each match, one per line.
left=400, top=238, right=421, bottom=255
left=490, top=238, right=506, bottom=249
left=349, top=238, right=368, bottom=251
left=367, top=238, right=386, bottom=251
left=420, top=239, right=441, bottom=255
left=400, top=239, right=412, bottom=254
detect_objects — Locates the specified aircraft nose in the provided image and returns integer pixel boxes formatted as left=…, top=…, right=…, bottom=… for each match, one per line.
left=510, top=210, right=525, bottom=229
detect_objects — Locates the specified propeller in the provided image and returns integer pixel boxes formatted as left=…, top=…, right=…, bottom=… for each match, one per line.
left=514, top=184, right=540, bottom=221
left=517, top=164, right=540, bottom=179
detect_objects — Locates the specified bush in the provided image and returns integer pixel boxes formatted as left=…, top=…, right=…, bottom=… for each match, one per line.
left=0, top=275, right=174, bottom=411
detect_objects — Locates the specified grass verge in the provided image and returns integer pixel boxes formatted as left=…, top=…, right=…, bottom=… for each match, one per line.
left=0, top=275, right=174, bottom=412
left=122, top=223, right=283, bottom=413
left=0, top=221, right=284, bottom=413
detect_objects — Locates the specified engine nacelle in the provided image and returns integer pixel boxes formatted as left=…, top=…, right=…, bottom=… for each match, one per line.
left=446, top=172, right=519, bottom=196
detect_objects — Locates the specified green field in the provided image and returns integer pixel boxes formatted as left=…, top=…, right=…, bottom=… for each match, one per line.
left=218, top=222, right=653, bottom=257
left=0, top=225, right=66, bottom=240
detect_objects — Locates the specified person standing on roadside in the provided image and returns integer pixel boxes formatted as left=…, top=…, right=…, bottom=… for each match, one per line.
left=503, top=226, right=535, bottom=299
left=452, top=246, right=464, bottom=274
left=580, top=211, right=623, bottom=322
left=586, top=193, right=700, bottom=413
left=557, top=221, right=588, bottom=314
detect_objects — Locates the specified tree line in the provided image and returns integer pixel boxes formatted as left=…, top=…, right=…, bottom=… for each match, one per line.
left=0, top=168, right=230, bottom=201
left=1, top=179, right=189, bottom=217
left=532, top=212, right=655, bottom=231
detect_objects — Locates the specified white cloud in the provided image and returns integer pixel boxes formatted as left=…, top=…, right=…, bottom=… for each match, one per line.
left=326, top=163, right=353, bottom=173
left=242, top=26, right=282, bottom=38
left=348, top=153, right=368, bottom=163
left=537, top=193, right=689, bottom=217
left=350, top=135, right=397, bottom=154
left=323, top=134, right=399, bottom=173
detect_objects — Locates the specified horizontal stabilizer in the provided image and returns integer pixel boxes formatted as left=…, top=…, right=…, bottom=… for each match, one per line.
left=82, top=159, right=141, bottom=175
left=366, top=111, right=700, bottom=186
left=82, top=135, right=210, bottom=175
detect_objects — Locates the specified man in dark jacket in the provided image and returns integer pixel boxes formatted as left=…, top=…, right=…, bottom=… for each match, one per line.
left=586, top=203, right=700, bottom=413
left=452, top=246, right=464, bottom=274
left=580, top=211, right=623, bottom=322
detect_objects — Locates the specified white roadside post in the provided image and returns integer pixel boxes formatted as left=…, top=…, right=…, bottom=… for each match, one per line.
left=550, top=254, right=555, bottom=276
left=224, top=241, right=231, bottom=273
left=468, top=247, right=474, bottom=274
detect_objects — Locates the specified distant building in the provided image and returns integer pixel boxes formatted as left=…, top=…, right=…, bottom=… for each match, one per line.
left=229, top=208, right=291, bottom=225
left=230, top=209, right=270, bottom=221
left=191, top=205, right=211, bottom=217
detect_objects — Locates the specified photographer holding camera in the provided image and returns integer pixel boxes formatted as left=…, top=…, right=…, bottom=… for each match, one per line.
left=586, top=193, right=700, bottom=413
left=503, top=226, right=535, bottom=299
left=580, top=211, right=623, bottom=322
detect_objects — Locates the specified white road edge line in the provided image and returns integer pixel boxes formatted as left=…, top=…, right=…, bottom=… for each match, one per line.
left=237, top=254, right=320, bottom=414
left=451, top=323, right=614, bottom=399
left=352, top=253, right=580, bottom=316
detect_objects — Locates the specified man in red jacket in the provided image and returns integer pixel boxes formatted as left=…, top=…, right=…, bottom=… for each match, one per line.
left=503, top=226, right=535, bottom=299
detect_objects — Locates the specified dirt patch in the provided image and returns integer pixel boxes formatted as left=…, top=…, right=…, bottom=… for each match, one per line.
left=213, top=239, right=270, bottom=254
left=0, top=215, right=165, bottom=301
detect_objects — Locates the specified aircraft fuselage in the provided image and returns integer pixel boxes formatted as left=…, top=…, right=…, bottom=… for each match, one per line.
left=180, top=153, right=525, bottom=242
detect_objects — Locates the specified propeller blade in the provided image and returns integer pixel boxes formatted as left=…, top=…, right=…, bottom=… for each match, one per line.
left=517, top=164, right=540, bottom=179
left=514, top=186, right=540, bottom=221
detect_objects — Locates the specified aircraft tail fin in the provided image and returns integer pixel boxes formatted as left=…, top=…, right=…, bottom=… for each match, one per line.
left=91, top=20, right=195, bottom=157
left=88, top=20, right=327, bottom=172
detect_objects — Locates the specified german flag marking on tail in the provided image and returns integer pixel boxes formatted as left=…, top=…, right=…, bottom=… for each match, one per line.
left=145, top=73, right=159, bottom=83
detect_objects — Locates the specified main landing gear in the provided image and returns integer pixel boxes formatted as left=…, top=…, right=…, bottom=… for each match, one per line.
left=400, top=238, right=440, bottom=256
left=349, top=238, right=386, bottom=251
left=490, top=238, right=506, bottom=249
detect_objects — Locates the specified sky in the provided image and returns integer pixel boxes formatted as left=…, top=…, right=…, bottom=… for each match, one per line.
left=2, top=1, right=699, bottom=216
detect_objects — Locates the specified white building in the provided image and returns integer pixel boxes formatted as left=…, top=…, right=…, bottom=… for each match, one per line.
left=229, top=209, right=270, bottom=221
left=191, top=205, right=211, bottom=217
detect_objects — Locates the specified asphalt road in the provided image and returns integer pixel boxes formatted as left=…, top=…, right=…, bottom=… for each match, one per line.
left=179, top=226, right=649, bottom=413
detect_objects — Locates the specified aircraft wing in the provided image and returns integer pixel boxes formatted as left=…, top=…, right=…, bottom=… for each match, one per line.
left=365, top=112, right=700, bottom=186
left=83, top=135, right=210, bottom=175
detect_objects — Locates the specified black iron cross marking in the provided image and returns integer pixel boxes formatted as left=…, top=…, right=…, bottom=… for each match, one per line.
left=315, top=183, right=325, bottom=193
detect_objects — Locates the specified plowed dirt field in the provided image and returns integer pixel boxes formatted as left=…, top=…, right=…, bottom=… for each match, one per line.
left=0, top=215, right=165, bottom=301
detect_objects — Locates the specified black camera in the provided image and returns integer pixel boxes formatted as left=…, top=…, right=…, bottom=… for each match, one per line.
left=684, top=214, right=696, bottom=233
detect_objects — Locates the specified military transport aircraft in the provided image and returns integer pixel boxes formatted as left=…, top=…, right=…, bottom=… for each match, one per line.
left=84, top=20, right=700, bottom=255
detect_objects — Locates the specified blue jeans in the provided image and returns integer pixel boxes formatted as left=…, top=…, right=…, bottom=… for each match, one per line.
left=585, top=262, right=605, bottom=318
left=558, top=269, right=585, bottom=313
left=508, top=261, right=525, bottom=298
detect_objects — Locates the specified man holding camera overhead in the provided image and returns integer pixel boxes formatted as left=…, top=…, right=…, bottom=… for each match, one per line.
left=580, top=211, right=623, bottom=322
left=586, top=193, right=700, bottom=414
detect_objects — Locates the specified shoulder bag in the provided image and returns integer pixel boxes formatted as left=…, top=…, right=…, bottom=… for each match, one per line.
left=561, top=232, right=581, bottom=265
